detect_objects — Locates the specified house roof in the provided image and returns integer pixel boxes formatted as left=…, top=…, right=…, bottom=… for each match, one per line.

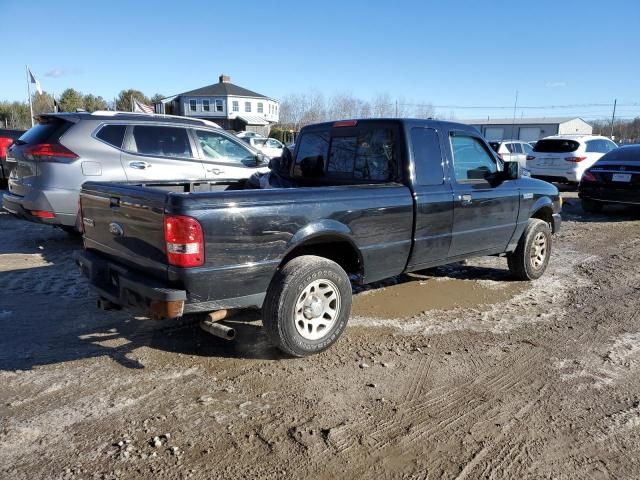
left=178, top=82, right=270, bottom=99
left=236, top=115, right=269, bottom=126
left=465, top=117, right=586, bottom=126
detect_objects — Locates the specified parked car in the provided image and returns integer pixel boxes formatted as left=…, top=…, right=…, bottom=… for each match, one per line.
left=578, top=144, right=640, bottom=212
left=74, top=118, right=561, bottom=356
left=235, top=131, right=264, bottom=139
left=0, top=128, right=25, bottom=187
left=2, top=112, right=269, bottom=232
left=526, top=134, right=618, bottom=184
left=488, top=140, right=534, bottom=167
left=242, top=137, right=285, bottom=158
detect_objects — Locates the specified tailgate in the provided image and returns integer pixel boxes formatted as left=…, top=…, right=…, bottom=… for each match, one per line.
left=80, top=182, right=170, bottom=280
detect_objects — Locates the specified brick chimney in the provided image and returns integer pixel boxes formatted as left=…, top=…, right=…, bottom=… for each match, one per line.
left=219, top=74, right=231, bottom=83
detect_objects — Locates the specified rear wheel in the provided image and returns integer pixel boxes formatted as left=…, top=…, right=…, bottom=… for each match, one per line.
left=507, top=218, right=552, bottom=281
left=262, top=255, right=352, bottom=357
left=581, top=198, right=603, bottom=214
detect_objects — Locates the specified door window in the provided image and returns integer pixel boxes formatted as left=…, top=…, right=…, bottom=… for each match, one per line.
left=96, top=124, right=126, bottom=149
left=131, top=125, right=192, bottom=158
left=195, top=130, right=255, bottom=165
left=523, top=143, right=534, bottom=155
left=450, top=135, right=497, bottom=183
left=267, top=139, right=283, bottom=148
left=410, top=127, right=444, bottom=185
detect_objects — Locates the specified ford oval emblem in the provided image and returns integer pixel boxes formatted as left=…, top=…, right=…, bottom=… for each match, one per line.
left=109, top=222, right=124, bottom=236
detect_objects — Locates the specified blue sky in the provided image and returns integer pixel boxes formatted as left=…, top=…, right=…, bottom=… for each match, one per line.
left=1, top=0, right=639, bottom=120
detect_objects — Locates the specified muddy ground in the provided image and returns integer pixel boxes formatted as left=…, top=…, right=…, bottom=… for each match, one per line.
left=1, top=189, right=640, bottom=480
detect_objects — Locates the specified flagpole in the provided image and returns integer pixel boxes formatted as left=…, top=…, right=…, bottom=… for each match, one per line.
left=26, top=65, right=34, bottom=127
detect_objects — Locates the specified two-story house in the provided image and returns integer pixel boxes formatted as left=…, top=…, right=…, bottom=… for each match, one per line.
left=155, top=74, right=279, bottom=135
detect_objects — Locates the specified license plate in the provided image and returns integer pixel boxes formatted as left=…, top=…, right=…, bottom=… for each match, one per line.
left=542, top=158, right=557, bottom=166
left=612, top=173, right=632, bottom=182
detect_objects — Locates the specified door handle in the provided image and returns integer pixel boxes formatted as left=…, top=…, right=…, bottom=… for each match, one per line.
left=207, top=168, right=222, bottom=175
left=458, top=194, right=472, bottom=204
left=129, top=161, right=151, bottom=169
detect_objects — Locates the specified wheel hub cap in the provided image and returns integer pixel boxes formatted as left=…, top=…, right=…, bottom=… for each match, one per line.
left=530, top=232, right=548, bottom=269
left=294, top=279, right=341, bottom=341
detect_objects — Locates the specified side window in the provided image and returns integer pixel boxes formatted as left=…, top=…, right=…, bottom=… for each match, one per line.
left=450, top=134, right=497, bottom=183
left=505, top=143, right=516, bottom=153
left=410, top=127, right=444, bottom=186
left=245, top=102, right=251, bottom=113
left=96, top=124, right=126, bottom=149
left=585, top=140, right=600, bottom=153
left=513, top=143, right=523, bottom=154
left=195, top=130, right=255, bottom=165
left=202, top=100, right=210, bottom=112
left=294, top=131, right=330, bottom=178
left=232, top=101, right=239, bottom=112
left=523, top=143, right=534, bottom=155
left=215, top=99, right=223, bottom=112
left=189, top=99, right=197, bottom=112
left=131, top=126, right=192, bottom=158
left=267, top=139, right=282, bottom=148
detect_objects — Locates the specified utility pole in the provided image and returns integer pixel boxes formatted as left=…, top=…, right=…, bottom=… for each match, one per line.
left=609, top=99, right=617, bottom=139
left=395, top=100, right=398, bottom=117
left=511, top=90, right=518, bottom=138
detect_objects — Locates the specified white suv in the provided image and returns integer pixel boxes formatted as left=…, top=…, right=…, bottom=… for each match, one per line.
left=488, top=140, right=534, bottom=168
left=526, top=135, right=618, bottom=183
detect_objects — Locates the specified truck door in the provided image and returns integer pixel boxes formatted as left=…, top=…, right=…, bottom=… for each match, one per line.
left=447, top=132, right=520, bottom=257
left=406, top=127, right=454, bottom=269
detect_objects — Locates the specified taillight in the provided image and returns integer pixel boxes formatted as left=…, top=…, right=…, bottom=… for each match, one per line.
left=565, top=156, right=587, bottom=163
left=24, top=143, right=78, bottom=161
left=526, top=155, right=536, bottom=161
left=31, top=210, right=55, bottom=218
left=333, top=120, right=358, bottom=128
left=164, top=215, right=204, bottom=267
left=581, top=170, right=597, bottom=182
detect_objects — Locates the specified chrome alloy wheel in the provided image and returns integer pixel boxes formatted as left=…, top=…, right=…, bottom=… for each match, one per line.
left=530, top=231, right=548, bottom=270
left=294, top=279, right=341, bottom=340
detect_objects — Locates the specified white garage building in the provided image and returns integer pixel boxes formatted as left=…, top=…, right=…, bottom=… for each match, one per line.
left=466, top=117, right=592, bottom=142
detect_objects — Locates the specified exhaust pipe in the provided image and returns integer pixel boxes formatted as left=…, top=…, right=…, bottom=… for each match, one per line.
left=200, top=318, right=236, bottom=340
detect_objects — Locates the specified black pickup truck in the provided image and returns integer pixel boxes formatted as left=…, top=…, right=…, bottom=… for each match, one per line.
left=75, top=119, right=561, bottom=356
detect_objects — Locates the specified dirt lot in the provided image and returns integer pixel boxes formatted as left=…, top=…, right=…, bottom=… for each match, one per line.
left=1, top=190, right=640, bottom=479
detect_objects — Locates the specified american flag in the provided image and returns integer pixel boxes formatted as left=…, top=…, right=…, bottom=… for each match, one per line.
left=133, top=98, right=155, bottom=114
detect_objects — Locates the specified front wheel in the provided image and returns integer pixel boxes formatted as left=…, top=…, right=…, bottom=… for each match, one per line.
left=507, top=218, right=552, bottom=281
left=262, top=255, right=352, bottom=357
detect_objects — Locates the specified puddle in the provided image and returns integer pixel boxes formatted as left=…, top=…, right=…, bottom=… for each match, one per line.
left=352, top=277, right=526, bottom=319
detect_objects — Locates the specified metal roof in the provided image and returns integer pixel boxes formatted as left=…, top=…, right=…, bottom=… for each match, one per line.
left=178, top=82, right=270, bottom=99
left=464, top=117, right=586, bottom=125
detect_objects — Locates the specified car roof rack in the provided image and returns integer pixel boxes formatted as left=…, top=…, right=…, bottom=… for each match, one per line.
left=89, top=111, right=221, bottom=128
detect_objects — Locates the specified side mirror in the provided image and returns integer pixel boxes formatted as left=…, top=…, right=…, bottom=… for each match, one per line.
left=503, top=160, right=521, bottom=180
left=255, top=153, right=267, bottom=166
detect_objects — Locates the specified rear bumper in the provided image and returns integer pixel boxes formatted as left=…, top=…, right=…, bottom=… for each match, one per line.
left=74, top=249, right=267, bottom=318
left=579, top=185, right=640, bottom=205
left=2, top=190, right=76, bottom=226
left=74, top=249, right=188, bottom=319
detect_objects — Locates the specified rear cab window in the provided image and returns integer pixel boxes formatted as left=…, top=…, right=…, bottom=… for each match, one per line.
left=293, top=122, right=400, bottom=184
left=533, top=139, right=580, bottom=153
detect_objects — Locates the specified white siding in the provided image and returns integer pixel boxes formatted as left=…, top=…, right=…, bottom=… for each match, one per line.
left=558, top=118, right=592, bottom=135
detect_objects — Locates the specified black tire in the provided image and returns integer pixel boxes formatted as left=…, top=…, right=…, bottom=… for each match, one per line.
left=262, top=255, right=352, bottom=357
left=581, top=198, right=603, bottom=214
left=507, top=218, right=552, bottom=281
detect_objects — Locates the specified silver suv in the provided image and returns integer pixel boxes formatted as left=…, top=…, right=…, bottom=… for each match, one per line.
left=3, top=112, right=268, bottom=231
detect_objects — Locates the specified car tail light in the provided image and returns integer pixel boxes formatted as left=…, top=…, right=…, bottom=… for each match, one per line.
left=24, top=143, right=79, bottom=161
left=333, top=120, right=358, bottom=128
left=565, top=156, right=587, bottom=163
left=526, top=155, right=536, bottom=161
left=31, top=210, right=55, bottom=218
left=164, top=215, right=204, bottom=267
left=581, top=170, right=597, bottom=182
